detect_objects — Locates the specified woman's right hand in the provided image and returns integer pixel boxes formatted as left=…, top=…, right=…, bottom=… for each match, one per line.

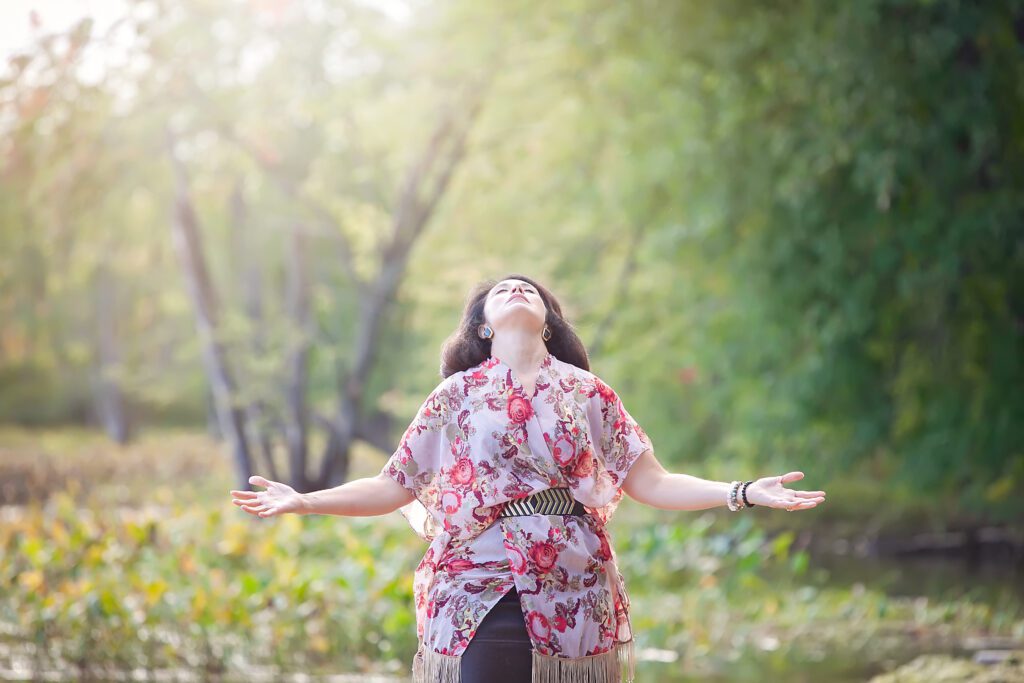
left=231, top=475, right=307, bottom=518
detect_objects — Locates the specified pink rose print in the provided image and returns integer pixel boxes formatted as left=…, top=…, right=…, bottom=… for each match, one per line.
left=635, top=423, right=650, bottom=442
left=508, top=395, right=534, bottom=424
left=572, top=450, right=594, bottom=478
left=551, top=436, right=576, bottom=466
left=446, top=558, right=476, bottom=574
left=526, top=611, right=551, bottom=643
left=553, top=615, right=567, bottom=632
left=504, top=542, right=528, bottom=575
left=528, top=540, right=559, bottom=572
left=615, top=402, right=629, bottom=430
left=596, top=529, right=612, bottom=561
left=449, top=457, right=475, bottom=486
left=440, top=490, right=462, bottom=514
left=594, top=378, right=616, bottom=404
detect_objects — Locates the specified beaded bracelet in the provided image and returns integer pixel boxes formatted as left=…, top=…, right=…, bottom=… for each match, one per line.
left=726, top=480, right=741, bottom=511
left=741, top=480, right=755, bottom=507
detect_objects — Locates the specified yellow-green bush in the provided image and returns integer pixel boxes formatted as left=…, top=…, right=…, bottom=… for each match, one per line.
left=2, top=429, right=1021, bottom=680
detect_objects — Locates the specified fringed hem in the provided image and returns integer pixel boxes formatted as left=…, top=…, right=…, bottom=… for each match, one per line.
left=411, top=639, right=636, bottom=683
left=532, top=639, right=636, bottom=683
left=412, top=646, right=461, bottom=683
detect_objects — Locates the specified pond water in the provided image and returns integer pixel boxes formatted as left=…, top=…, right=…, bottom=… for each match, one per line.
left=632, top=548, right=1024, bottom=682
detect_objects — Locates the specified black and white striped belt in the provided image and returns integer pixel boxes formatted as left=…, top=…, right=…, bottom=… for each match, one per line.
left=499, top=487, right=588, bottom=517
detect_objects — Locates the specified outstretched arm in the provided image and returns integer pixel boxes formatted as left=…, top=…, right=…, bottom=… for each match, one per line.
left=231, top=473, right=415, bottom=518
left=622, top=450, right=826, bottom=512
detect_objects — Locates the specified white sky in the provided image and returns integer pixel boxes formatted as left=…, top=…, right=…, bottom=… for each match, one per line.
left=0, top=0, right=128, bottom=59
left=0, top=0, right=416, bottom=84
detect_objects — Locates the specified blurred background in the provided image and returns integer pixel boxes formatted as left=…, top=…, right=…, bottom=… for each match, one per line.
left=1, top=0, right=1022, bottom=681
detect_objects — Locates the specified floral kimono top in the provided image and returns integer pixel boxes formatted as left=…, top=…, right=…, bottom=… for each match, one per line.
left=381, top=351, right=654, bottom=683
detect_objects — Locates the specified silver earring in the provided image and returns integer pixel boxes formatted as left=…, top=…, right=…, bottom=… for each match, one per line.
left=542, top=326, right=552, bottom=342
left=480, top=325, right=494, bottom=340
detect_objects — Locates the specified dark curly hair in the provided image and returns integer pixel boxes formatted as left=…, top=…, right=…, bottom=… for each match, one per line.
left=439, top=273, right=590, bottom=378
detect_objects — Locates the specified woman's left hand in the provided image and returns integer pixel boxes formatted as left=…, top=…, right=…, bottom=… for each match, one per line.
left=746, top=472, right=825, bottom=511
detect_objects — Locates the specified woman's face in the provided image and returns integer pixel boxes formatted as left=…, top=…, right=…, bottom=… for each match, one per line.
left=482, top=279, right=546, bottom=333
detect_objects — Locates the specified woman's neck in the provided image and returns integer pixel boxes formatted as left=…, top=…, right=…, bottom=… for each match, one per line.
left=489, top=334, right=548, bottom=379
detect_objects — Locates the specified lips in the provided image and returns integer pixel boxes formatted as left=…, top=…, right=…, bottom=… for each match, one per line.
left=507, top=294, right=527, bottom=304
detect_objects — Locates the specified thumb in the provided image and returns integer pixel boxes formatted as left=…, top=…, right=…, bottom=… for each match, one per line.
left=249, top=475, right=272, bottom=488
left=779, top=471, right=805, bottom=485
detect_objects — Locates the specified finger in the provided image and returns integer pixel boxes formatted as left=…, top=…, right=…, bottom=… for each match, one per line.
left=249, top=475, right=272, bottom=488
left=234, top=497, right=271, bottom=508
left=258, top=507, right=278, bottom=518
left=779, top=471, right=805, bottom=485
left=778, top=497, right=816, bottom=509
left=241, top=503, right=268, bottom=513
left=232, top=490, right=258, bottom=500
left=793, top=491, right=825, bottom=499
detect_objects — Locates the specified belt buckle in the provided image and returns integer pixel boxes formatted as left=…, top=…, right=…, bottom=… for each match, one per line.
left=501, top=487, right=580, bottom=517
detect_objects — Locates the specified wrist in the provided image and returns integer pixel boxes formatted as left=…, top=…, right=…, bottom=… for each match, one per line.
left=725, top=480, right=757, bottom=511
left=299, top=492, right=314, bottom=515
left=744, top=481, right=763, bottom=507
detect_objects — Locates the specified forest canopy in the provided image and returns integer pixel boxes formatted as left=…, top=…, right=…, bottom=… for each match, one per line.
left=1, top=0, right=1021, bottom=518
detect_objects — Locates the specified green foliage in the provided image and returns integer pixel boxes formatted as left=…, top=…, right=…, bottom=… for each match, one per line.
left=0, top=362, right=91, bottom=426
left=446, top=0, right=1024, bottom=519
left=869, top=653, right=1024, bottom=683
left=5, top=492, right=1017, bottom=679
left=0, top=435, right=1021, bottom=679
left=1, top=0, right=1021, bottom=521
left=0, top=492, right=423, bottom=678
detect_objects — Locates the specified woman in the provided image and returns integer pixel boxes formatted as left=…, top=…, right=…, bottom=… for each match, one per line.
left=230, top=274, right=826, bottom=683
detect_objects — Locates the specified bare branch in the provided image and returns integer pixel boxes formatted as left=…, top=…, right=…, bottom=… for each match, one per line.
left=178, top=73, right=363, bottom=290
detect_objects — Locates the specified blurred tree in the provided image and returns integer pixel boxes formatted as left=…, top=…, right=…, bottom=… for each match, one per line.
left=155, top=1, right=492, bottom=489
left=0, top=1, right=493, bottom=489
left=0, top=0, right=1020, bottom=516
left=418, top=0, right=1024, bottom=517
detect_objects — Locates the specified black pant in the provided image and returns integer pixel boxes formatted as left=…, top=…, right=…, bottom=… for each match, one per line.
left=460, top=586, right=533, bottom=682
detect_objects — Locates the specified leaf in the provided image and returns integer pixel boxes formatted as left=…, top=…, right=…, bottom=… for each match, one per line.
left=771, top=530, right=795, bottom=559
left=789, top=549, right=809, bottom=576
left=445, top=422, right=466, bottom=444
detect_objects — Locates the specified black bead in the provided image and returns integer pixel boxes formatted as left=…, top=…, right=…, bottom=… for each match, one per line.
left=741, top=480, right=755, bottom=507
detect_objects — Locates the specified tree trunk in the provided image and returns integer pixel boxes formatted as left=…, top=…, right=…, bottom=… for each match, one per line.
left=283, top=222, right=312, bottom=491
left=230, top=180, right=280, bottom=481
left=313, top=84, right=489, bottom=491
left=166, top=127, right=254, bottom=489
left=91, top=261, right=134, bottom=444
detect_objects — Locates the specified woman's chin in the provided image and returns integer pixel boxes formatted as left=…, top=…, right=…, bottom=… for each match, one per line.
left=495, top=311, right=543, bottom=327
